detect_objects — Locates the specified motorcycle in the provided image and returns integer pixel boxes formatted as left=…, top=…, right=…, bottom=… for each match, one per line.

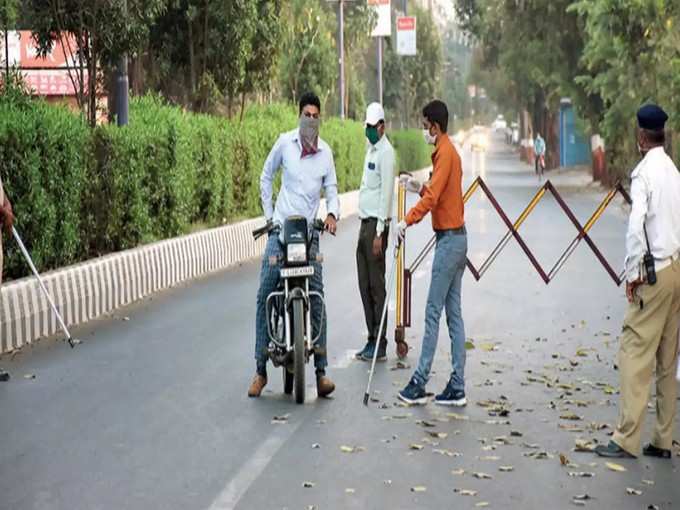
left=252, top=216, right=330, bottom=404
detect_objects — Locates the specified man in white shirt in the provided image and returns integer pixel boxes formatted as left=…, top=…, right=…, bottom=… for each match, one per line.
left=596, top=104, right=680, bottom=459
left=249, top=92, right=339, bottom=399
left=355, top=103, right=396, bottom=362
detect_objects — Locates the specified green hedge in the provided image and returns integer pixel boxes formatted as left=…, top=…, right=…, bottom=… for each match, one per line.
left=391, top=129, right=432, bottom=174
left=0, top=95, right=430, bottom=281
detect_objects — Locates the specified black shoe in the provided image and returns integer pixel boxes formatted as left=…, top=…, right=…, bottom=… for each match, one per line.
left=434, top=382, right=466, bottom=407
left=355, top=342, right=372, bottom=360
left=360, top=341, right=387, bottom=362
left=643, top=443, right=671, bottom=459
left=594, top=441, right=636, bottom=458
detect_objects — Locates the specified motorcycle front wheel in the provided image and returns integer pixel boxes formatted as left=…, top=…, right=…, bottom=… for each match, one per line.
left=292, top=298, right=306, bottom=404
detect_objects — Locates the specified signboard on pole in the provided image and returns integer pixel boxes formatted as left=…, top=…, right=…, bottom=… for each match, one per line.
left=396, top=16, right=416, bottom=56
left=368, top=0, right=391, bottom=37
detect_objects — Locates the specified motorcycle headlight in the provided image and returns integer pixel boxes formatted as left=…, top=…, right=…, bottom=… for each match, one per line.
left=286, top=243, right=307, bottom=264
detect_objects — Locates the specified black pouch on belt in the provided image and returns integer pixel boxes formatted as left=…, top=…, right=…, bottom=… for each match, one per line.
left=643, top=224, right=656, bottom=285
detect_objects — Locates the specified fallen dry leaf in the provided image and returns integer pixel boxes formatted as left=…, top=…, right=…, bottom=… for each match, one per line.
left=480, top=342, right=498, bottom=352
left=473, top=472, right=493, bottom=480
left=451, top=468, right=466, bottom=475
left=568, top=472, right=595, bottom=478
left=560, top=413, right=583, bottom=421
left=454, top=489, right=478, bottom=496
left=479, top=455, right=501, bottom=461
left=559, top=453, right=569, bottom=466
left=271, top=414, right=290, bottom=424
left=23, top=374, right=36, bottom=380
left=411, top=486, right=427, bottom=493
left=302, top=481, right=315, bottom=488
left=475, top=503, right=490, bottom=508
left=573, top=494, right=591, bottom=501
left=311, top=443, right=320, bottom=449
left=605, top=462, right=626, bottom=473
left=499, top=466, right=514, bottom=472
left=447, top=412, right=469, bottom=421
left=433, top=448, right=462, bottom=457
left=465, top=340, right=476, bottom=350
left=409, top=444, right=424, bottom=451
left=625, top=488, right=642, bottom=496
left=345, top=488, right=355, bottom=494
left=642, top=480, right=654, bottom=486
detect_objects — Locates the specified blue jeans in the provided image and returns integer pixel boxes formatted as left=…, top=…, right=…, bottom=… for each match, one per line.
left=255, top=232, right=326, bottom=372
left=412, top=230, right=467, bottom=390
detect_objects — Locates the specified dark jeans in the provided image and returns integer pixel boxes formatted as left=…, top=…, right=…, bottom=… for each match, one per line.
left=535, top=155, right=545, bottom=175
left=356, top=218, right=389, bottom=346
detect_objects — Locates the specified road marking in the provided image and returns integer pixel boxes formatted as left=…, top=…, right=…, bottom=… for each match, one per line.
left=206, top=420, right=303, bottom=510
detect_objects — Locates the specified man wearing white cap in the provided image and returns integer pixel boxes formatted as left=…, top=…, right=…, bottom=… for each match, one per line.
left=355, top=102, right=396, bottom=362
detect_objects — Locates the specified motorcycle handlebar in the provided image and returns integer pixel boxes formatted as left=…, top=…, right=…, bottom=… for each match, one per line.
left=252, top=219, right=335, bottom=241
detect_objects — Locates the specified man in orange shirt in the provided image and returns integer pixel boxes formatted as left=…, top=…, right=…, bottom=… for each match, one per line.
left=395, top=100, right=468, bottom=406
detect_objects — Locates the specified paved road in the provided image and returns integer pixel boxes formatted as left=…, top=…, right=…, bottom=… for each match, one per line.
left=1, top=135, right=678, bottom=510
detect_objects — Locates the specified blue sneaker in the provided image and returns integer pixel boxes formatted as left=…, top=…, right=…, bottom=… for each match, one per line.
left=359, top=341, right=387, bottom=362
left=355, top=342, right=372, bottom=359
left=398, top=378, right=428, bottom=405
left=434, top=382, right=466, bottom=407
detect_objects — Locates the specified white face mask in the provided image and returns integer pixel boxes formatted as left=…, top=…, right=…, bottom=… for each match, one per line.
left=423, top=128, right=437, bottom=145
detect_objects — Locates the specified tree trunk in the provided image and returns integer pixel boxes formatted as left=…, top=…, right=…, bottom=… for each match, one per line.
left=239, top=91, right=246, bottom=122
left=187, top=16, right=196, bottom=94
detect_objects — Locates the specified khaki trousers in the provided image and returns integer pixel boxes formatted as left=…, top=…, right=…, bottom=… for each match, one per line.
left=613, top=259, right=680, bottom=455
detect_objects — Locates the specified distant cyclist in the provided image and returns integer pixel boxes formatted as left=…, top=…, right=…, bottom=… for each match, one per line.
left=534, top=133, right=546, bottom=179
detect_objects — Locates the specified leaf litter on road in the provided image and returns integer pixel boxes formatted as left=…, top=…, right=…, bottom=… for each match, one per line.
left=605, top=462, right=626, bottom=472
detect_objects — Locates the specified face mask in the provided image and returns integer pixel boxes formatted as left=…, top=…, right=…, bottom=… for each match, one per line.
left=365, top=126, right=381, bottom=145
left=299, top=115, right=320, bottom=147
left=423, top=128, right=437, bottom=145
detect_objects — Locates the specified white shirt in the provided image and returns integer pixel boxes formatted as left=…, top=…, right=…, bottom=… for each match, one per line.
left=358, top=135, right=396, bottom=235
left=260, top=129, right=340, bottom=228
left=624, top=147, right=680, bottom=282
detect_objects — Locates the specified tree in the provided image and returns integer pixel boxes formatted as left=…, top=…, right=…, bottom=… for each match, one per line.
left=570, top=0, right=680, bottom=175
left=278, top=0, right=336, bottom=106
left=28, top=0, right=164, bottom=127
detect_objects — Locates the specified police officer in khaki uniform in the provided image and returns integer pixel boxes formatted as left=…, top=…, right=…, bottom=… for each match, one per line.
left=596, top=104, right=680, bottom=459
left=0, top=174, right=15, bottom=285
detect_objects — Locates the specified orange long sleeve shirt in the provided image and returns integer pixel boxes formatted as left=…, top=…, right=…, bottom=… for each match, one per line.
left=405, top=135, right=464, bottom=230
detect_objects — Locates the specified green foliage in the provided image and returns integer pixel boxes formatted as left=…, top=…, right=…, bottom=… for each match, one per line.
left=0, top=97, right=90, bottom=278
left=278, top=0, right=337, bottom=105
left=390, top=129, right=432, bottom=174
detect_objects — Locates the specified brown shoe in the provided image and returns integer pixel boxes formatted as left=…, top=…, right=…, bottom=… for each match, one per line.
left=248, top=374, right=267, bottom=397
left=316, top=375, right=335, bottom=398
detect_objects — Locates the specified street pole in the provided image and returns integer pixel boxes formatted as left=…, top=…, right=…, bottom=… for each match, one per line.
left=338, top=0, right=345, bottom=119
left=377, top=36, right=383, bottom=104
left=116, top=0, right=129, bottom=126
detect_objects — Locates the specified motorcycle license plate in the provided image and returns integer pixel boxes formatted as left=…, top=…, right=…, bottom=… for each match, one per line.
left=280, top=266, right=314, bottom=278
